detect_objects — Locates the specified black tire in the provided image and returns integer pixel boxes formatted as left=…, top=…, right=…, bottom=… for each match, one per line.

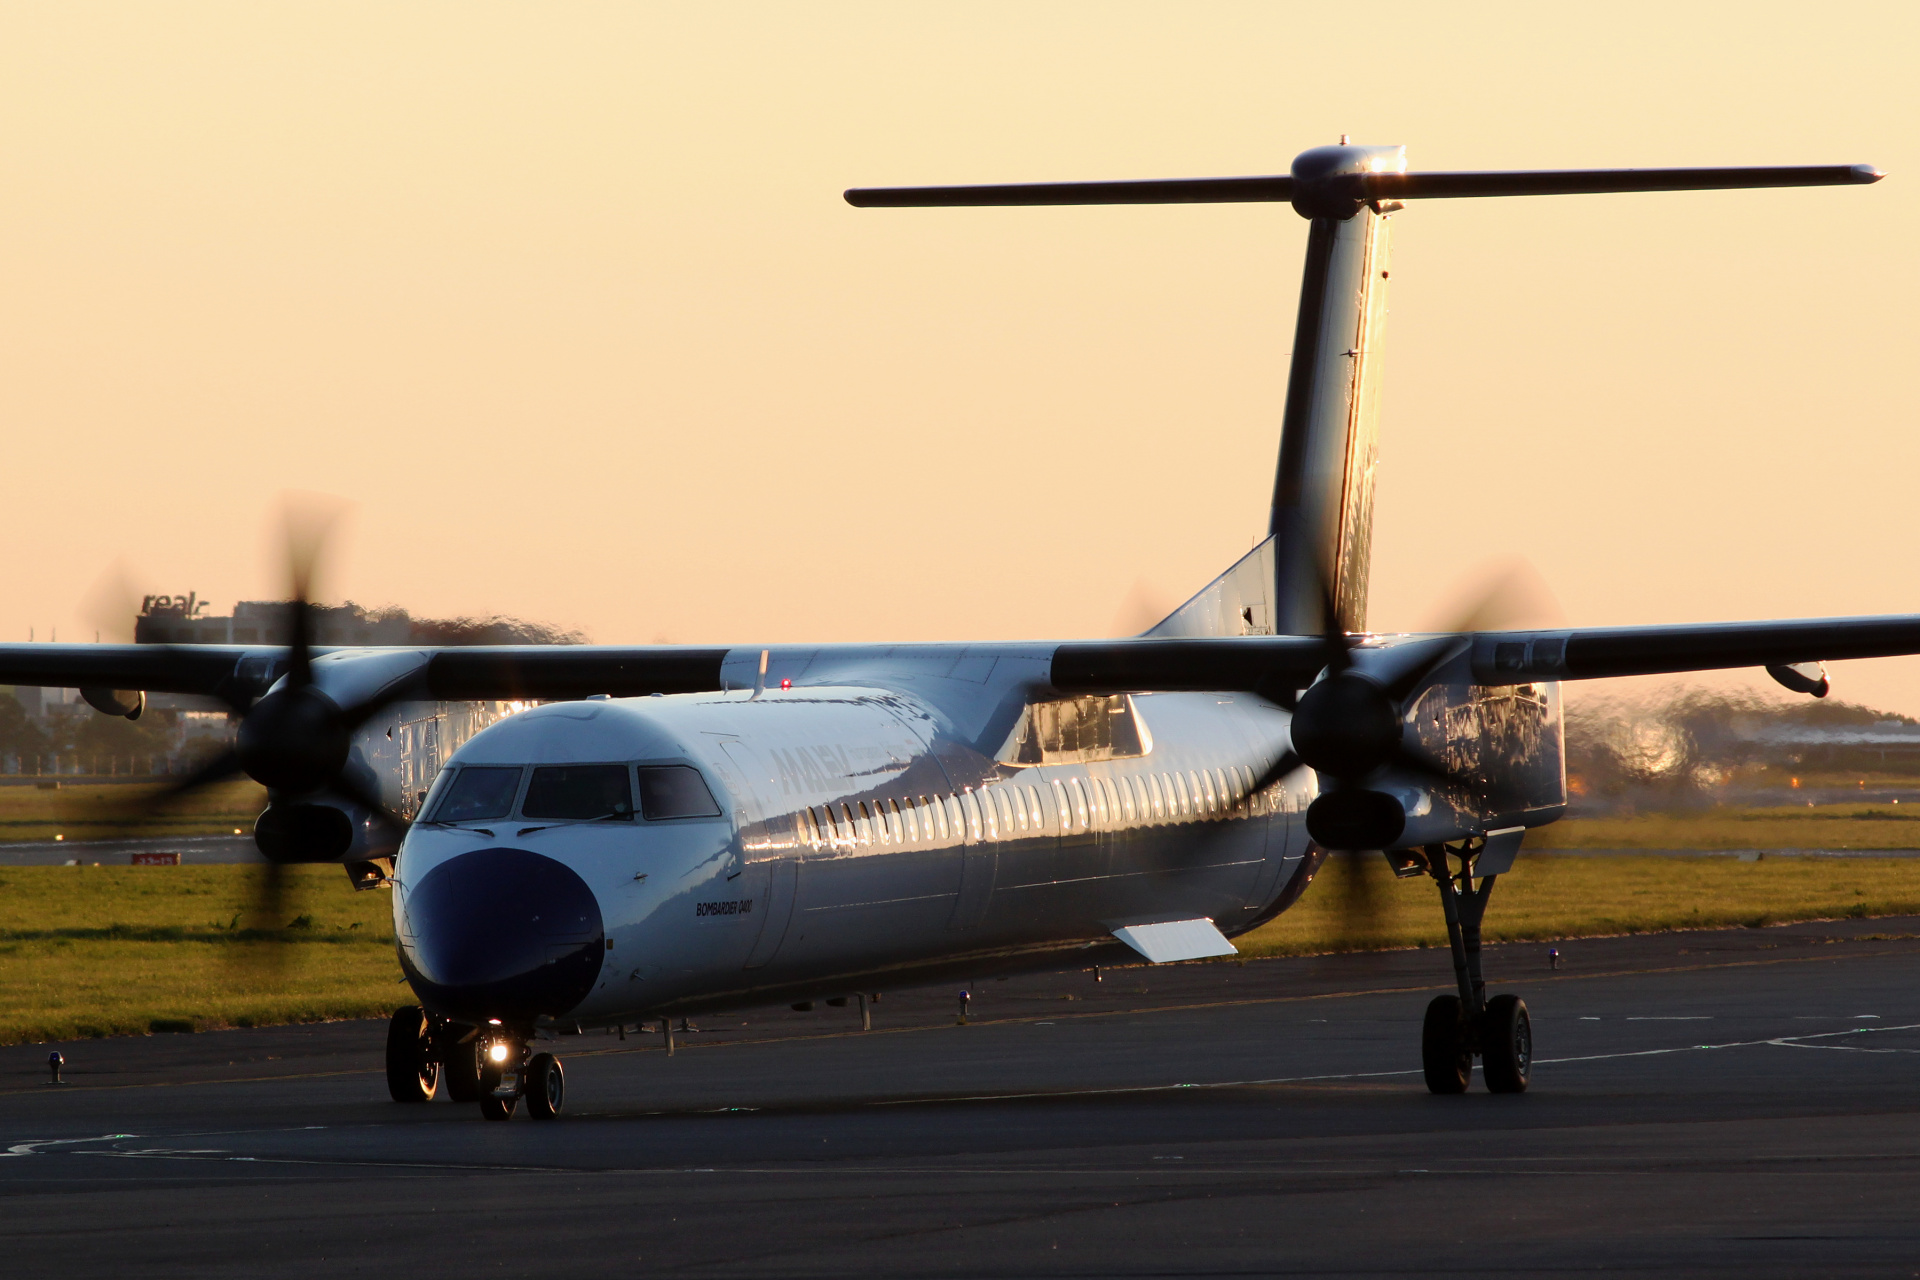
left=1421, top=995, right=1472, bottom=1095
left=525, top=1053, right=564, bottom=1121
left=1480, top=994, right=1532, bottom=1094
left=479, top=1092, right=517, bottom=1122
left=385, top=1006, right=439, bottom=1103
left=443, top=1038, right=482, bottom=1103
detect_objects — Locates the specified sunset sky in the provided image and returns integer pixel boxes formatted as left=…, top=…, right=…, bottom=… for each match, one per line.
left=2, top=4, right=1916, bottom=712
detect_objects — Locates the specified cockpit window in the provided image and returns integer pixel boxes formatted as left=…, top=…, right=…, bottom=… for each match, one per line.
left=432, top=766, right=522, bottom=822
left=522, top=764, right=634, bottom=821
left=637, top=765, right=721, bottom=820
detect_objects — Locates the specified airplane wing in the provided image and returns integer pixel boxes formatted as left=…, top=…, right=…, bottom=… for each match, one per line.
left=1050, top=613, right=1920, bottom=693
left=0, top=644, right=731, bottom=706
left=5, top=613, right=1920, bottom=706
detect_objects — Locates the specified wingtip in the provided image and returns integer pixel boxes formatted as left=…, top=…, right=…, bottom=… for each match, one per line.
left=1852, top=164, right=1886, bottom=183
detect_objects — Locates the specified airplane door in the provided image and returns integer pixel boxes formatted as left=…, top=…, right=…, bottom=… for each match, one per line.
left=712, top=739, right=802, bottom=968
left=948, top=791, right=995, bottom=929
left=743, top=858, right=798, bottom=969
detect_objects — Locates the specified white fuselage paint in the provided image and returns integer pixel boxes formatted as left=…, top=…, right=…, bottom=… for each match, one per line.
left=390, top=683, right=1313, bottom=1025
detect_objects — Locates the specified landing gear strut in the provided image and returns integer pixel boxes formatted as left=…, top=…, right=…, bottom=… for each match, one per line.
left=1418, top=840, right=1531, bottom=1095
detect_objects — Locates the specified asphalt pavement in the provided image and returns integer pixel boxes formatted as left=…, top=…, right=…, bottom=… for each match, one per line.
left=3, top=917, right=1919, bottom=1277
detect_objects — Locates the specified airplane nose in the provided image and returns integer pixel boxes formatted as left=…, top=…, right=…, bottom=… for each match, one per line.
left=399, top=848, right=605, bottom=1023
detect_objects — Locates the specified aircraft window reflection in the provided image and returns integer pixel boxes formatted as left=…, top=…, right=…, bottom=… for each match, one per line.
left=636, top=766, right=721, bottom=820
left=431, top=766, right=522, bottom=822
left=1023, top=786, right=1042, bottom=830
left=523, top=765, right=633, bottom=821
left=997, top=788, right=1019, bottom=834
left=1066, top=778, right=1090, bottom=831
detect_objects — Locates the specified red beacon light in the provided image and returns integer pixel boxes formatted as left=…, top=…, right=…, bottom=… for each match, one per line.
left=780, top=678, right=792, bottom=690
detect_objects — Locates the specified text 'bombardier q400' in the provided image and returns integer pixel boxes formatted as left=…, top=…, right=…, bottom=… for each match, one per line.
left=3, top=143, right=1895, bottom=1118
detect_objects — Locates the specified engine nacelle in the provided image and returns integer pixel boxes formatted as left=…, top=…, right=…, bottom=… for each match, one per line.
left=79, top=687, right=144, bottom=720
left=254, top=803, right=356, bottom=864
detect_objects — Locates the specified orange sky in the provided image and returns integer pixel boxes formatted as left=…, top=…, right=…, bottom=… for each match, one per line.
left=2, top=3, right=1916, bottom=712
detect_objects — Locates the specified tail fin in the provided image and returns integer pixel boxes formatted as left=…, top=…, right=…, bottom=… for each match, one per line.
left=1155, top=144, right=1399, bottom=639
left=847, top=147, right=1879, bottom=641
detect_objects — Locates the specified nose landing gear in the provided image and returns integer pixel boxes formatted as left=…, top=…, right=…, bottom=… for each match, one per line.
left=1416, top=841, right=1531, bottom=1095
left=476, top=1029, right=565, bottom=1121
left=382, top=1012, right=566, bottom=1120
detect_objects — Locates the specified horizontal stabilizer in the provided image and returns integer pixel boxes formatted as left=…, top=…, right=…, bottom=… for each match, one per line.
left=848, top=164, right=1879, bottom=211
left=1111, top=918, right=1238, bottom=964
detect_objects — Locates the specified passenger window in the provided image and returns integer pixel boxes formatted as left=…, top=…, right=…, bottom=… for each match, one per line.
left=636, top=766, right=721, bottom=820
left=1067, top=777, right=1090, bottom=830
left=858, top=801, right=879, bottom=845
left=431, top=766, right=521, bottom=822
left=998, top=788, right=1021, bottom=833
left=1025, top=785, right=1043, bottom=830
left=1198, top=770, right=1217, bottom=815
left=947, top=795, right=966, bottom=841
left=1100, top=777, right=1121, bottom=825
left=960, top=794, right=990, bottom=844
left=1172, top=772, right=1189, bottom=816
left=903, top=798, right=920, bottom=843
left=1147, top=774, right=1164, bottom=820
left=1117, top=776, right=1136, bottom=824
left=523, top=764, right=632, bottom=820
left=930, top=795, right=950, bottom=841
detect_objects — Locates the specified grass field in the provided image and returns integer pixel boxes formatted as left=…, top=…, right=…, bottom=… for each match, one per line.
left=1531, top=803, right=1920, bottom=851
left=6, top=852, right=1920, bottom=1045
left=1235, top=851, right=1920, bottom=958
left=0, top=779, right=268, bottom=843
left=0, top=864, right=398, bottom=1044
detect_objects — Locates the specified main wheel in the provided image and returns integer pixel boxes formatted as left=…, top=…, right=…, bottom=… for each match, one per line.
left=1421, top=995, right=1472, bottom=1095
left=443, top=1038, right=482, bottom=1103
left=384, top=1006, right=439, bottom=1103
left=1480, top=994, right=1532, bottom=1094
left=525, top=1053, right=565, bottom=1121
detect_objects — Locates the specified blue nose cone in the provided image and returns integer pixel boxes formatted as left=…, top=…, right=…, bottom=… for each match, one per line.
left=399, top=848, right=605, bottom=1023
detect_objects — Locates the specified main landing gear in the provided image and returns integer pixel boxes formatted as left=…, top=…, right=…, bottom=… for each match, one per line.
left=1411, top=841, right=1531, bottom=1095
left=384, top=1008, right=565, bottom=1120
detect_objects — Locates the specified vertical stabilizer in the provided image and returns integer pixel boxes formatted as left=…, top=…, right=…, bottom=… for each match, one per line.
left=847, top=146, right=1875, bottom=641
left=1269, top=145, right=1399, bottom=637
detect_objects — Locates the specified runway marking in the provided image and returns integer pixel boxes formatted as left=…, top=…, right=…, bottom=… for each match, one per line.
left=2, top=1133, right=135, bottom=1157
left=866, top=1022, right=1920, bottom=1106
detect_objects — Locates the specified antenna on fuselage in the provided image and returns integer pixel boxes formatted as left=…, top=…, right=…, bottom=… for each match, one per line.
left=847, top=151, right=1881, bottom=641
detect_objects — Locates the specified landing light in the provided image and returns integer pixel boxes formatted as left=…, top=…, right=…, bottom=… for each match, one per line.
left=488, top=1042, right=510, bottom=1064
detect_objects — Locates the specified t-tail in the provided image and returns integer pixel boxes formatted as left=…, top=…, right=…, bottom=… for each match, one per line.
left=849, top=146, right=1880, bottom=642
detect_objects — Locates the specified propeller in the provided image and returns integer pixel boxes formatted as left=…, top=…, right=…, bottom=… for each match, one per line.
left=1251, top=559, right=1562, bottom=852
left=124, top=496, right=417, bottom=937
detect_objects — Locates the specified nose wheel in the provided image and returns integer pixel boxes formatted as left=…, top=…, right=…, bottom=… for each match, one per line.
left=1417, top=841, right=1531, bottom=1095
left=474, top=1032, right=565, bottom=1121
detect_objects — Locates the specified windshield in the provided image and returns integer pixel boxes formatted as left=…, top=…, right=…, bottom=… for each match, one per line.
left=432, top=766, right=522, bottom=822
left=637, top=765, right=722, bottom=819
left=522, top=764, right=634, bottom=821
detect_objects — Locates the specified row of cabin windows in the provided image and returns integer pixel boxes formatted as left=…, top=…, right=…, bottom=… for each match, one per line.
left=796, top=764, right=1271, bottom=852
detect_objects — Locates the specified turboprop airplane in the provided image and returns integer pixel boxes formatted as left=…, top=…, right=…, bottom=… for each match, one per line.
left=0, top=142, right=1901, bottom=1120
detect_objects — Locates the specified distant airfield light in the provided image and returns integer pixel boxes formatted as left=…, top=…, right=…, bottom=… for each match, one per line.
left=54, top=834, right=62, bottom=842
